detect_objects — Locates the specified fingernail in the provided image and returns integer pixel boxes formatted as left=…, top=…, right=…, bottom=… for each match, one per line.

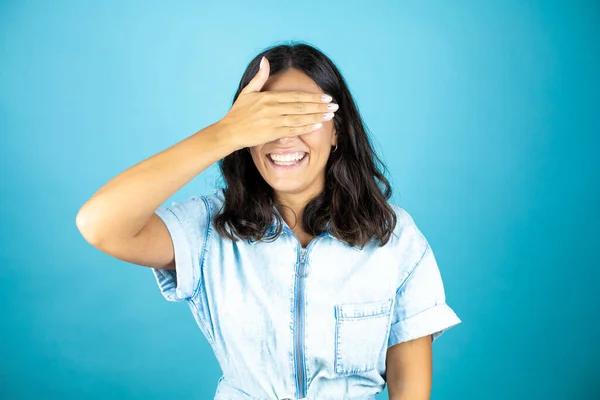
left=322, top=112, right=335, bottom=120
left=312, top=123, right=323, bottom=130
left=260, top=57, right=265, bottom=70
left=321, top=94, right=333, bottom=102
left=327, top=103, right=339, bottom=111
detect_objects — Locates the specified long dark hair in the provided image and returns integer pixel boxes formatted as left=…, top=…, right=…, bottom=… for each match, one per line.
left=213, top=41, right=397, bottom=249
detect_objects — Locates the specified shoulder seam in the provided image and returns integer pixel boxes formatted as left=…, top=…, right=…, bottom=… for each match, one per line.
left=395, top=241, right=430, bottom=296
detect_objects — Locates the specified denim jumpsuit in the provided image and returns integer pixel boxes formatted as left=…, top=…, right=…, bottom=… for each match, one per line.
left=151, top=188, right=461, bottom=400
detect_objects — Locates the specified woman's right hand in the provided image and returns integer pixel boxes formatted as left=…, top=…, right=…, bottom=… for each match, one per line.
left=217, top=56, right=339, bottom=151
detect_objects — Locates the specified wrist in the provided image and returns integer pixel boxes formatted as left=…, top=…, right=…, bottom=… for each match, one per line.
left=193, top=120, right=238, bottom=155
left=209, top=120, right=243, bottom=153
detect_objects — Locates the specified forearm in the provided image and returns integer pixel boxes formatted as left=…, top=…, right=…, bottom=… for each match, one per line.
left=386, top=335, right=432, bottom=400
left=76, top=121, right=235, bottom=245
left=390, top=395, right=429, bottom=400
left=389, top=388, right=430, bottom=400
left=388, top=377, right=431, bottom=400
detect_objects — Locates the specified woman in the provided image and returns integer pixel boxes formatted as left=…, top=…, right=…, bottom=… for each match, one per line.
left=76, top=43, right=461, bottom=400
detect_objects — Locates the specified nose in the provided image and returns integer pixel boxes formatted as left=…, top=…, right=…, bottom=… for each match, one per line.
left=274, top=136, right=298, bottom=145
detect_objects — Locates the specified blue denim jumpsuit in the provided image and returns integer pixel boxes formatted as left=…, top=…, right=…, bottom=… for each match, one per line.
left=151, top=188, right=461, bottom=400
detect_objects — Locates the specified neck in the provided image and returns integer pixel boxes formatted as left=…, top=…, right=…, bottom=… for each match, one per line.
left=274, top=185, right=322, bottom=231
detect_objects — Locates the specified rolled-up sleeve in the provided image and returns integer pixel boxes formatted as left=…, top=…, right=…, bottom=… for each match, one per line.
left=151, top=196, right=211, bottom=303
left=388, top=242, right=462, bottom=347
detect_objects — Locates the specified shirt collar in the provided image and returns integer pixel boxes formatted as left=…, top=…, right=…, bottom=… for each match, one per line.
left=213, top=188, right=336, bottom=245
left=269, top=204, right=333, bottom=235
left=250, top=204, right=334, bottom=244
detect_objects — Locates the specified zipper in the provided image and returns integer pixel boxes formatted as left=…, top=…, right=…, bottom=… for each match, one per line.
left=295, top=246, right=307, bottom=398
left=293, top=234, right=326, bottom=398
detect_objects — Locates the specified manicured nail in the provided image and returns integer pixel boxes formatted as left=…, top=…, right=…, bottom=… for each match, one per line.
left=260, top=56, right=265, bottom=70
left=322, top=112, right=335, bottom=120
left=312, top=123, right=323, bottom=130
left=321, top=94, right=333, bottom=102
left=327, top=103, right=339, bottom=111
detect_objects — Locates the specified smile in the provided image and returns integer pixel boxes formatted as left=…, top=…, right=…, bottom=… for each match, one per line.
left=266, top=152, right=308, bottom=170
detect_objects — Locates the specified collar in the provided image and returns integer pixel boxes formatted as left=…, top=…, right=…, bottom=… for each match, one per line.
left=212, top=188, right=338, bottom=246
left=247, top=209, right=364, bottom=252
left=249, top=205, right=334, bottom=245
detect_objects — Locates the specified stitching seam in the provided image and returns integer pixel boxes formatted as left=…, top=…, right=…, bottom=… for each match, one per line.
left=192, top=195, right=212, bottom=299
left=395, top=241, right=430, bottom=296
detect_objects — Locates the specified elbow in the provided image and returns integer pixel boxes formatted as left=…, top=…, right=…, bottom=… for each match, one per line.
left=76, top=208, right=102, bottom=246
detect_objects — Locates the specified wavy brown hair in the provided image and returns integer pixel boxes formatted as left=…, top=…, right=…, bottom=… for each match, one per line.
left=213, top=41, right=397, bottom=249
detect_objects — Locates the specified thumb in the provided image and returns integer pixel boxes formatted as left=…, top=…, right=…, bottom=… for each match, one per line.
left=240, top=56, right=270, bottom=95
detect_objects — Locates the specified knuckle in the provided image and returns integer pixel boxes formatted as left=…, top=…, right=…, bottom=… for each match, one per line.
left=255, top=93, right=266, bottom=105
left=296, top=102, right=304, bottom=113
left=261, top=92, right=273, bottom=104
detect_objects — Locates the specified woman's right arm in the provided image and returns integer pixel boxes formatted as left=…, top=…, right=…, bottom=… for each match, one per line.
left=75, top=122, right=236, bottom=270
left=75, top=56, right=335, bottom=271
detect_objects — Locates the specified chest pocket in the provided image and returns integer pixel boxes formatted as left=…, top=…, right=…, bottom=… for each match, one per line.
left=334, top=298, right=394, bottom=375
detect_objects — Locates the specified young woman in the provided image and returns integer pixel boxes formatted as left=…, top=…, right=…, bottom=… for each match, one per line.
left=76, top=43, right=461, bottom=400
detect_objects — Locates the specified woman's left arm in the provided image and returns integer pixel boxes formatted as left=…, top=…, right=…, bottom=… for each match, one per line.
left=386, top=334, right=432, bottom=400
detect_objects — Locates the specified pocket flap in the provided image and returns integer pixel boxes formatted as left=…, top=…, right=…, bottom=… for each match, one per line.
left=335, top=298, right=393, bottom=319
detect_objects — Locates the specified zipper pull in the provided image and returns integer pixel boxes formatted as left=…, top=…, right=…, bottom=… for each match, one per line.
left=297, top=247, right=308, bottom=278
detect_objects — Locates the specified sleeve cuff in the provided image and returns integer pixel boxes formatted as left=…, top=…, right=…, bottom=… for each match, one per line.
left=150, top=206, right=198, bottom=302
left=388, top=302, right=462, bottom=347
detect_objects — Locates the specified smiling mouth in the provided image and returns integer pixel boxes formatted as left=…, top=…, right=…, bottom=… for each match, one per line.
left=266, top=152, right=308, bottom=169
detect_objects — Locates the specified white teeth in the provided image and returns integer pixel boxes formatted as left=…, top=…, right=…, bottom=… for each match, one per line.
left=269, top=152, right=306, bottom=162
left=268, top=152, right=307, bottom=165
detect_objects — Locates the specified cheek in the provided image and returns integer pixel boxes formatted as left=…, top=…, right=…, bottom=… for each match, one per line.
left=249, top=146, right=264, bottom=163
left=301, top=120, right=334, bottom=141
left=300, top=130, right=335, bottom=155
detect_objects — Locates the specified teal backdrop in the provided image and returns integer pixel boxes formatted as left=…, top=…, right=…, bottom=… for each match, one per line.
left=1, top=0, right=598, bottom=398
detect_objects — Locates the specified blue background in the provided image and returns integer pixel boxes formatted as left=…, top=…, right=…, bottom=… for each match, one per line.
left=1, top=0, right=599, bottom=398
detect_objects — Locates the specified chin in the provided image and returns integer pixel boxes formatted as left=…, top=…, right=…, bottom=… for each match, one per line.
left=265, top=180, right=305, bottom=194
